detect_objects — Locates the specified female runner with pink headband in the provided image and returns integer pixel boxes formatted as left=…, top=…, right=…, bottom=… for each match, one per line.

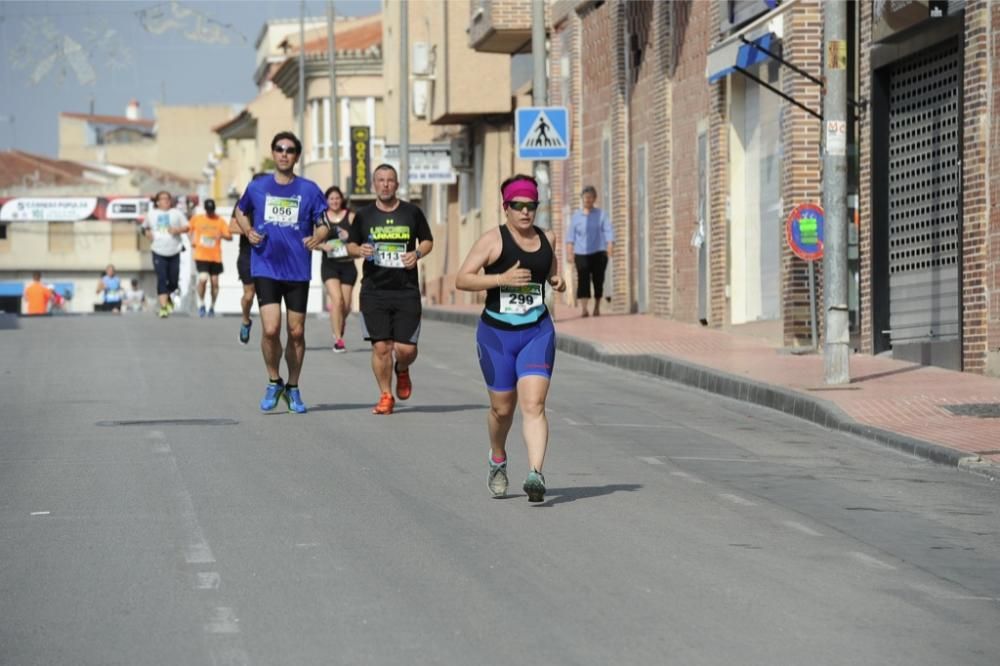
left=455, top=174, right=566, bottom=503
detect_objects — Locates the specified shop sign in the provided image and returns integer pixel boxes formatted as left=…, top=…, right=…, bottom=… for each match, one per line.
left=382, top=144, right=457, bottom=185
left=350, top=126, right=371, bottom=195
left=786, top=203, right=824, bottom=261
left=106, top=198, right=151, bottom=220
left=0, top=197, right=98, bottom=222
left=873, top=0, right=948, bottom=43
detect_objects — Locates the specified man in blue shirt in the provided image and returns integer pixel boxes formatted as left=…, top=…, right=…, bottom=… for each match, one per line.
left=565, top=185, right=614, bottom=317
left=233, top=131, right=330, bottom=413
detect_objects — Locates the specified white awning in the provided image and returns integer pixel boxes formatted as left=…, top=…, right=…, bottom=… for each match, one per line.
left=706, top=0, right=799, bottom=82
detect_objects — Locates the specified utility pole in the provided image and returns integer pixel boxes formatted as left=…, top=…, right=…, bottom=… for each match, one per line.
left=531, top=0, right=550, bottom=230
left=822, top=0, right=850, bottom=384
left=399, top=0, right=410, bottom=199
left=298, top=0, right=306, bottom=174
left=327, top=0, right=340, bottom=189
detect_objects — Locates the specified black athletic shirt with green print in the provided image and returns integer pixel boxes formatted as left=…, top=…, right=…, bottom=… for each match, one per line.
left=348, top=200, right=432, bottom=292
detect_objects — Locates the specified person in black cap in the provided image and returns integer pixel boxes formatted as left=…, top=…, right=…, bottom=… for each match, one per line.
left=189, top=198, right=232, bottom=317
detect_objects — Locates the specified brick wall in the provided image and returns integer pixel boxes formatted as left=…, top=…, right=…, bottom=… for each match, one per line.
left=990, top=1, right=1000, bottom=375
left=858, top=1, right=874, bottom=354
left=669, top=0, right=712, bottom=322
left=962, top=0, right=990, bottom=373
left=707, top=0, right=730, bottom=328
left=780, top=0, right=824, bottom=346
left=647, top=0, right=675, bottom=317
left=578, top=0, right=629, bottom=312
left=467, top=0, right=533, bottom=47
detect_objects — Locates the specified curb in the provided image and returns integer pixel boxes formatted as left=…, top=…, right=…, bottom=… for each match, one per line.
left=423, top=308, right=996, bottom=481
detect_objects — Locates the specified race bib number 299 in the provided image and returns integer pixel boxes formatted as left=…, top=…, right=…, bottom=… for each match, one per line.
left=499, top=283, right=543, bottom=315
left=263, top=195, right=300, bottom=226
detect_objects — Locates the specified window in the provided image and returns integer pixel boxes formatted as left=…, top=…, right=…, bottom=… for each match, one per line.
left=48, top=222, right=74, bottom=253
left=309, top=98, right=332, bottom=161
left=111, top=222, right=138, bottom=252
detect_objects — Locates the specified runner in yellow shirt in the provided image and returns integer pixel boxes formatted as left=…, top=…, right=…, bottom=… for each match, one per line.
left=188, top=199, right=232, bottom=317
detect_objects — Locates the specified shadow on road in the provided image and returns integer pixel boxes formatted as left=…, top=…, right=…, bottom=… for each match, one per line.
left=534, top=483, right=642, bottom=507
left=308, top=403, right=486, bottom=413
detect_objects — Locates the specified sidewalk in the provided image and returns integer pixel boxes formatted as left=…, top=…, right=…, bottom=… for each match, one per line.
left=424, top=304, right=1000, bottom=480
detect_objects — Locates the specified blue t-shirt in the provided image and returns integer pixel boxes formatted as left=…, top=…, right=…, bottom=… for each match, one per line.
left=237, top=175, right=327, bottom=282
left=102, top=275, right=122, bottom=303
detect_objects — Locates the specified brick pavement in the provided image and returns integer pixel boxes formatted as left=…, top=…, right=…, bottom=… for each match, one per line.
left=426, top=305, right=1000, bottom=475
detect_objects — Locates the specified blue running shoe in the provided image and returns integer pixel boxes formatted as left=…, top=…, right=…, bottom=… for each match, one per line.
left=523, top=469, right=546, bottom=503
left=284, top=387, right=307, bottom=414
left=260, top=382, right=284, bottom=411
left=198, top=305, right=206, bottom=318
left=239, top=320, right=252, bottom=345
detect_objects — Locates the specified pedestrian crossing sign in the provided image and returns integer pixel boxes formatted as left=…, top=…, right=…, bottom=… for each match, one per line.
left=516, top=106, right=569, bottom=160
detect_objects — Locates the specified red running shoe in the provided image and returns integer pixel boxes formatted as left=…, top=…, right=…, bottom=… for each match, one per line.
left=372, top=392, right=395, bottom=415
left=395, top=364, right=412, bottom=401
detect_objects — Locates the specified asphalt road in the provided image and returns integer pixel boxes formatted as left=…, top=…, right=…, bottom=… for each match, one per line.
left=1, top=313, right=998, bottom=666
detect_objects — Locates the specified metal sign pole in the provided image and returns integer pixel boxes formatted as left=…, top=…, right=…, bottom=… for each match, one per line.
left=808, top=261, right=818, bottom=349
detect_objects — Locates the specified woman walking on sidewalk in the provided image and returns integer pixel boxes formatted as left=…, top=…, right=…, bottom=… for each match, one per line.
left=455, top=174, right=566, bottom=502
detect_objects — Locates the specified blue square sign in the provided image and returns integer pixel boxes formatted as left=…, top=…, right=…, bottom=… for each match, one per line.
left=516, top=107, right=569, bottom=160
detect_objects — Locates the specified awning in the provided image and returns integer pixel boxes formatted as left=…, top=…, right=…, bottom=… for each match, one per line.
left=707, top=32, right=777, bottom=83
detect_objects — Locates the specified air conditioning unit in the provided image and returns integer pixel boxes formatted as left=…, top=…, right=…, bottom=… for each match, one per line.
left=450, top=131, right=472, bottom=170
left=412, top=42, right=431, bottom=76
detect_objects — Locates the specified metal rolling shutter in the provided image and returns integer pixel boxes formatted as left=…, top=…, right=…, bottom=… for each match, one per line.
left=886, top=40, right=961, bottom=356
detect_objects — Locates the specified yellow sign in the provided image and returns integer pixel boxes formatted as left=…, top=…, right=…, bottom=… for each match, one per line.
left=827, top=40, right=847, bottom=70
left=350, top=126, right=371, bottom=194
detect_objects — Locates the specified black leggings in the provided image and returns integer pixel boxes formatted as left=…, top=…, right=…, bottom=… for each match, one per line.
left=152, top=252, right=181, bottom=296
left=574, top=252, right=608, bottom=300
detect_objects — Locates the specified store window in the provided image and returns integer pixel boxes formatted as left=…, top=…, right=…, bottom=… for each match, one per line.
left=729, top=56, right=782, bottom=324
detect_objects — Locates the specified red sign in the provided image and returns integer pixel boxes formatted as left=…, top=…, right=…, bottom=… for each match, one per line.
left=785, top=203, right=825, bottom=261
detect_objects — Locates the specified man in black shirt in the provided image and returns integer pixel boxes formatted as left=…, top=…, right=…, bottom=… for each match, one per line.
left=348, top=164, right=433, bottom=415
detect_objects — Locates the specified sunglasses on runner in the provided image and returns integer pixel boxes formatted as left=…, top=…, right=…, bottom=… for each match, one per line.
left=273, top=145, right=298, bottom=155
left=505, top=201, right=539, bottom=212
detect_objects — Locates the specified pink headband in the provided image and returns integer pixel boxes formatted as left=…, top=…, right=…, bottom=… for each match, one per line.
left=502, top=179, right=538, bottom=203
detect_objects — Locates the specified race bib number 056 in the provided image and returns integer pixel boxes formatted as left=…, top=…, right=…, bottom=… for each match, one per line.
left=374, top=242, right=407, bottom=268
left=500, top=283, right=543, bottom=315
left=263, top=195, right=300, bottom=226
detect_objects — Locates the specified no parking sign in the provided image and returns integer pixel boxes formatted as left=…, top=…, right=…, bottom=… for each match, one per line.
left=785, top=203, right=824, bottom=261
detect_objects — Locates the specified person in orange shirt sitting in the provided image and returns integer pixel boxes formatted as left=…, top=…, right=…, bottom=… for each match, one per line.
left=188, top=199, right=232, bottom=317
left=22, top=272, right=53, bottom=316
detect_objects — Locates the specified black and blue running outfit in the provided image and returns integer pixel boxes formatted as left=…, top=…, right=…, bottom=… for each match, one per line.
left=476, top=225, right=556, bottom=392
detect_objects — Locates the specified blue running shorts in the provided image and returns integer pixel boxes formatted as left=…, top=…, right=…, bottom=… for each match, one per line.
left=475, top=316, right=555, bottom=392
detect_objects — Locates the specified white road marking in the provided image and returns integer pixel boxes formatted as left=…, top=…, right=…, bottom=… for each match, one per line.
left=594, top=423, right=685, bottom=429
left=638, top=456, right=665, bottom=465
left=563, top=417, right=587, bottom=426
left=29, top=511, right=51, bottom=516
left=145, top=430, right=165, bottom=440
left=783, top=520, right=823, bottom=537
left=851, top=552, right=897, bottom=570
left=153, top=444, right=216, bottom=565
left=906, top=581, right=1000, bottom=602
left=196, top=572, right=221, bottom=590
left=205, top=607, right=241, bottom=634
left=670, top=471, right=705, bottom=484
left=150, top=439, right=251, bottom=664
left=719, top=493, right=757, bottom=507
left=671, top=457, right=763, bottom=463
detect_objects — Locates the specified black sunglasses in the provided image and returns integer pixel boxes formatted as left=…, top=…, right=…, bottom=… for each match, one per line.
left=506, top=201, right=539, bottom=212
left=273, top=145, right=298, bottom=155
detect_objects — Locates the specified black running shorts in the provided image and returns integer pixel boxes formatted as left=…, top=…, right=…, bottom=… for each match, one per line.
left=359, top=289, right=422, bottom=344
left=254, top=277, right=310, bottom=313
left=195, top=260, right=224, bottom=276
left=321, top=260, right=358, bottom=285
left=237, top=251, right=253, bottom=285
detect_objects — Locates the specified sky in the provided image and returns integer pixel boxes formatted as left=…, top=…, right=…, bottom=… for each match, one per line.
left=0, top=0, right=379, bottom=157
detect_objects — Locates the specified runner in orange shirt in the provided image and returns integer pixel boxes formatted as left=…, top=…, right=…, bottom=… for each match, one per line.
left=22, top=272, right=53, bottom=316
left=188, top=199, right=232, bottom=317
